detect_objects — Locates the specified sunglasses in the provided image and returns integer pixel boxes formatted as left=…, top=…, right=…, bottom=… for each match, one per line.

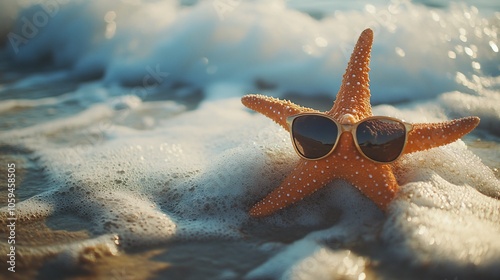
left=286, top=114, right=414, bottom=163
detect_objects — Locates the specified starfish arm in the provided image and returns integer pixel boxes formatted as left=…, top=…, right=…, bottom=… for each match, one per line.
left=242, top=28, right=482, bottom=218
left=345, top=163, right=399, bottom=210
left=328, top=28, right=373, bottom=121
left=249, top=160, right=335, bottom=217
left=241, top=94, right=317, bottom=131
left=404, top=116, right=480, bottom=154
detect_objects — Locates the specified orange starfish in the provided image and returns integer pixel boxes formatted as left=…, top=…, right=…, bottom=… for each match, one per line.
left=242, top=28, right=480, bottom=217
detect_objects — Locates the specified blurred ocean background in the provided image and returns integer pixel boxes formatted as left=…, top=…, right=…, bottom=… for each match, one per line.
left=0, top=0, right=499, bottom=279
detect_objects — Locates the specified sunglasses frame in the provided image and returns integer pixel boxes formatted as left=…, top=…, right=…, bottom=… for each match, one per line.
left=286, top=113, right=414, bottom=163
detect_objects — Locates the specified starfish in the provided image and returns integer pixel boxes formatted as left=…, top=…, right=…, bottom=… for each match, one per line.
left=242, top=28, right=480, bottom=217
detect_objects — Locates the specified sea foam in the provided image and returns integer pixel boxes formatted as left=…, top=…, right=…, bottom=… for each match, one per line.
left=2, top=94, right=499, bottom=277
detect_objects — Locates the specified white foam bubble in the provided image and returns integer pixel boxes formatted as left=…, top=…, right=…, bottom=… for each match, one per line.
left=439, top=88, right=500, bottom=134
left=247, top=240, right=366, bottom=280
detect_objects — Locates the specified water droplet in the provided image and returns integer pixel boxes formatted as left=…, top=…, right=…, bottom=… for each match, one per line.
left=489, top=41, right=499, bottom=52
left=395, top=47, right=405, bottom=57
left=315, top=37, right=328, bottom=47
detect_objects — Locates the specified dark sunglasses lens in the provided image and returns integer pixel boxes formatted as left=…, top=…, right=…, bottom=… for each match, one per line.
left=291, top=115, right=338, bottom=159
left=356, top=119, right=406, bottom=162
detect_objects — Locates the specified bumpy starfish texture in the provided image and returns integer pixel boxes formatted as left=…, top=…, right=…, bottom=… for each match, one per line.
left=242, top=28, right=480, bottom=217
